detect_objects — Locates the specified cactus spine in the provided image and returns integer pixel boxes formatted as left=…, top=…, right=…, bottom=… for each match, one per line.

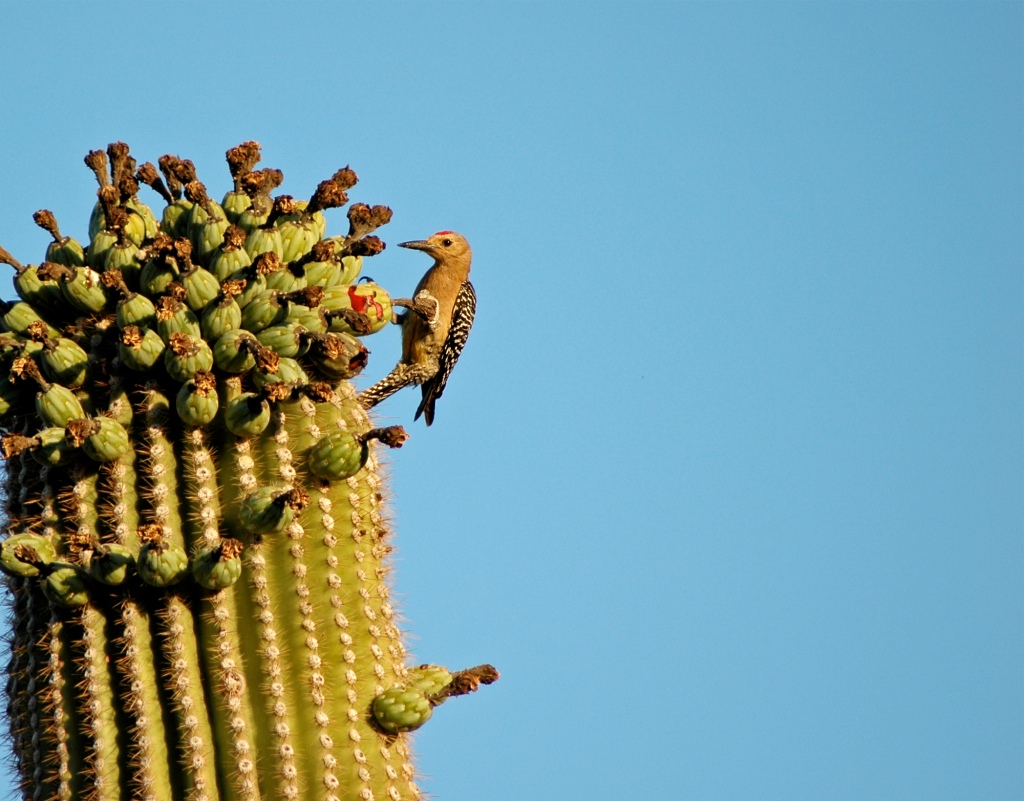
left=1, top=142, right=496, bottom=801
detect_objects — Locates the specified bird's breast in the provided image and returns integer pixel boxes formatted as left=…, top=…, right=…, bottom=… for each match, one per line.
left=401, top=314, right=443, bottom=364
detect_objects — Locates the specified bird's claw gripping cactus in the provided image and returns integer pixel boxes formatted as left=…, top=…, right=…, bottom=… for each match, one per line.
left=0, top=141, right=497, bottom=801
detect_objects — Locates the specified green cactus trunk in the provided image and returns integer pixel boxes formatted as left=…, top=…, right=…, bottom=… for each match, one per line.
left=0, top=142, right=495, bottom=801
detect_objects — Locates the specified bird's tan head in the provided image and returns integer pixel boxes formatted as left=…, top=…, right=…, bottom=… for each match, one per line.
left=399, top=231, right=472, bottom=266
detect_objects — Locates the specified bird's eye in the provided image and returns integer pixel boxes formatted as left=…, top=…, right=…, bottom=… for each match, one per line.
left=443, top=238, right=452, bottom=247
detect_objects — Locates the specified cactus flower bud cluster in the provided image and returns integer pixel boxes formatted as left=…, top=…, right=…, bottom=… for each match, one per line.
left=0, top=142, right=496, bottom=801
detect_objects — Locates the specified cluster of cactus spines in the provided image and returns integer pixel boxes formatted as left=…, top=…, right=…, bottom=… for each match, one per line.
left=0, top=142, right=496, bottom=801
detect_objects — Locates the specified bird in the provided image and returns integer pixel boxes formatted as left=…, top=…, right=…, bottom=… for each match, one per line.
left=359, top=231, right=476, bottom=425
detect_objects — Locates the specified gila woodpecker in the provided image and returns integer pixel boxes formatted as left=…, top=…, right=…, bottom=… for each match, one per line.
left=359, top=231, right=476, bottom=425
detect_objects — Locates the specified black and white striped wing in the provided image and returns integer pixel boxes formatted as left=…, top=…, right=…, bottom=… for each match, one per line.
left=416, top=281, right=477, bottom=425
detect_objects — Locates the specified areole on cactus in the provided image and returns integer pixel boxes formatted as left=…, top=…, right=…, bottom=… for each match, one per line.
left=0, top=141, right=496, bottom=801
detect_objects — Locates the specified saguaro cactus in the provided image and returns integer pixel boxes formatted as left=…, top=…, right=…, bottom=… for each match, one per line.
left=0, top=142, right=496, bottom=801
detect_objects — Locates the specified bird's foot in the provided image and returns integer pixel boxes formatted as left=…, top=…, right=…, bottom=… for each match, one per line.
left=394, top=291, right=440, bottom=327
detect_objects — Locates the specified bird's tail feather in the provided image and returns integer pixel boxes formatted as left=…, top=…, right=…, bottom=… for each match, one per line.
left=359, top=363, right=435, bottom=410
left=359, top=369, right=409, bottom=410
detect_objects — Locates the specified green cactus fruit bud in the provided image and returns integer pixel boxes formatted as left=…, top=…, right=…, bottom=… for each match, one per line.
left=182, top=266, right=221, bottom=312
left=98, top=207, right=149, bottom=248
left=136, top=525, right=189, bottom=587
left=45, top=236, right=87, bottom=268
left=175, top=370, right=219, bottom=426
left=298, top=240, right=337, bottom=282
left=156, top=296, right=202, bottom=343
left=278, top=217, right=321, bottom=264
left=43, top=563, right=90, bottom=608
left=87, top=543, right=135, bottom=586
left=161, top=198, right=193, bottom=240
left=239, top=486, right=310, bottom=536
left=321, top=238, right=365, bottom=282
left=22, top=427, right=77, bottom=467
left=0, top=534, right=56, bottom=578
left=191, top=538, right=244, bottom=590
left=36, top=383, right=86, bottom=427
left=128, top=198, right=160, bottom=240
left=86, top=419, right=130, bottom=462
left=209, top=228, right=253, bottom=282
left=308, top=426, right=408, bottom=481
left=195, top=213, right=230, bottom=264
left=236, top=198, right=272, bottom=233
left=244, top=226, right=284, bottom=261
left=201, top=293, right=242, bottom=342
left=306, top=431, right=365, bottom=481
left=213, top=329, right=258, bottom=373
left=235, top=252, right=282, bottom=307
left=126, top=213, right=149, bottom=248
left=371, top=687, right=433, bottom=734
left=303, top=259, right=341, bottom=290
left=40, top=337, right=89, bottom=388
left=313, top=209, right=328, bottom=240
left=407, top=664, right=455, bottom=696
left=13, top=264, right=68, bottom=315
left=224, top=392, right=271, bottom=437
left=244, top=287, right=325, bottom=337
left=272, top=197, right=316, bottom=229
left=119, top=325, right=166, bottom=371
left=16, top=339, right=44, bottom=362
left=61, top=266, right=110, bottom=314
left=87, top=228, right=118, bottom=271
left=87, top=198, right=104, bottom=241
left=256, top=323, right=308, bottom=358
left=65, top=417, right=130, bottom=463
left=186, top=188, right=229, bottom=263
left=0, top=301, right=58, bottom=338
left=322, top=283, right=392, bottom=335
left=240, top=291, right=285, bottom=334
left=297, top=201, right=325, bottom=233
left=140, top=254, right=181, bottom=297
left=221, top=191, right=252, bottom=224
left=305, top=332, right=369, bottom=381
left=164, top=333, right=214, bottom=383
left=339, top=254, right=363, bottom=284
left=116, top=292, right=158, bottom=330
left=90, top=200, right=147, bottom=245
left=285, top=302, right=326, bottom=334
left=103, top=240, right=144, bottom=283
left=264, top=263, right=306, bottom=294
left=308, top=253, right=362, bottom=289
left=253, top=357, right=308, bottom=390
left=234, top=274, right=267, bottom=309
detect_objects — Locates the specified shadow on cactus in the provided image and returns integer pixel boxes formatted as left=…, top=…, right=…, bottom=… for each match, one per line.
left=0, top=141, right=496, bottom=801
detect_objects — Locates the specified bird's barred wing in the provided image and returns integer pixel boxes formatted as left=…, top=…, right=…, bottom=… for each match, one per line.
left=415, top=280, right=476, bottom=425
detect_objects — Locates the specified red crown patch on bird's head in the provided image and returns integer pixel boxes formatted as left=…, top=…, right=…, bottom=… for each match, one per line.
left=434, top=230, right=455, bottom=237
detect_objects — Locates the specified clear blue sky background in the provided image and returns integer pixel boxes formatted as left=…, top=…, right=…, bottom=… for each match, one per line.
left=1, top=3, right=1021, bottom=800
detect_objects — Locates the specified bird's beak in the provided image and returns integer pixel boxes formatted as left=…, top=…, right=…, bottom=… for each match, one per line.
left=398, top=240, right=432, bottom=252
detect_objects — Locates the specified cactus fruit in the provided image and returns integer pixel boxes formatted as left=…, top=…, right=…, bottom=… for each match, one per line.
left=0, top=142, right=497, bottom=801
left=372, top=664, right=500, bottom=734
left=308, top=427, right=410, bottom=481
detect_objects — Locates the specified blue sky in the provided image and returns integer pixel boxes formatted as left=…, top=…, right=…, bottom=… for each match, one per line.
left=1, top=3, right=1021, bottom=800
